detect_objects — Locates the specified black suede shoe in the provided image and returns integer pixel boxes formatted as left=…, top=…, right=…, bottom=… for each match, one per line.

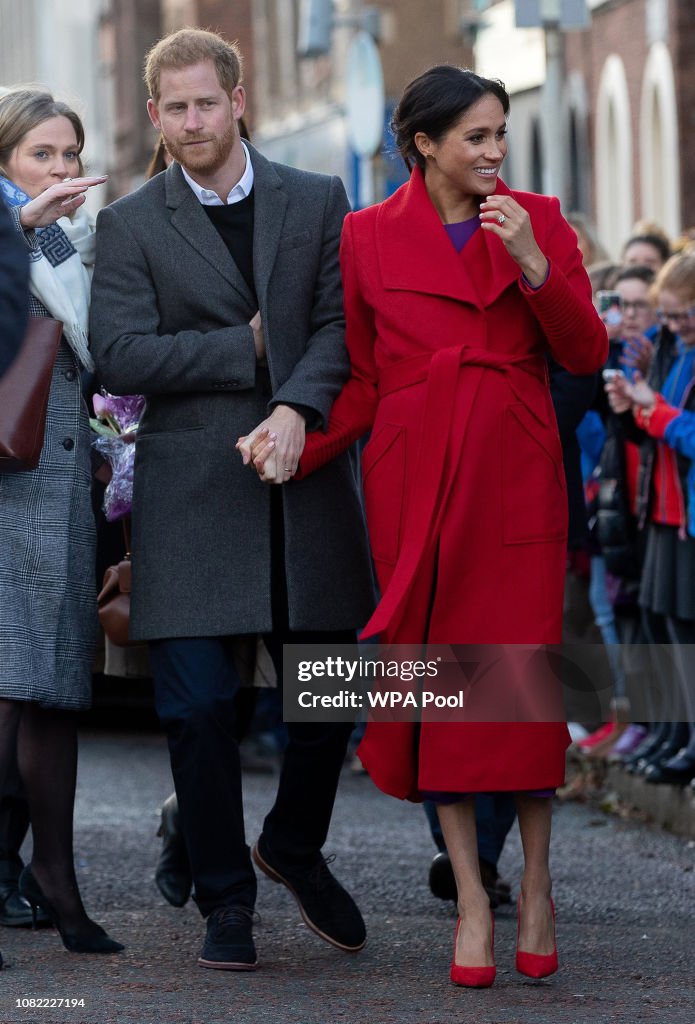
left=155, top=794, right=192, bottom=908
left=479, top=857, right=512, bottom=907
left=198, top=906, right=258, bottom=971
left=252, top=837, right=366, bottom=952
left=428, top=852, right=458, bottom=902
left=0, top=886, right=50, bottom=928
left=428, top=853, right=512, bottom=909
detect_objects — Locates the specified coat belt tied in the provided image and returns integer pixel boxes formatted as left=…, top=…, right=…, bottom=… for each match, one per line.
left=362, top=346, right=547, bottom=641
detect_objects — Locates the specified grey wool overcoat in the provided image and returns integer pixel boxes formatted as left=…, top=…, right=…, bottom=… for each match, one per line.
left=89, top=146, right=375, bottom=641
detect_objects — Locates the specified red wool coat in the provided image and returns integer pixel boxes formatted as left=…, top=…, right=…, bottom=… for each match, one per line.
left=299, top=170, right=608, bottom=800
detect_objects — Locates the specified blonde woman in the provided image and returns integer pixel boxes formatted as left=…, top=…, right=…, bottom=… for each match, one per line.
left=0, top=88, right=121, bottom=961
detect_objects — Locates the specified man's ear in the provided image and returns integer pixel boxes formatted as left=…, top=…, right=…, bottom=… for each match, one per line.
left=147, top=98, right=161, bottom=131
left=231, top=86, right=246, bottom=122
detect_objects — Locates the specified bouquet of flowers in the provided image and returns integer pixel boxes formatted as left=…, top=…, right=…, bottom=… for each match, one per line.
left=89, top=391, right=146, bottom=521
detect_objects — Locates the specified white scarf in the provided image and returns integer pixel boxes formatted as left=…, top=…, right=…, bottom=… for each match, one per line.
left=27, top=205, right=95, bottom=371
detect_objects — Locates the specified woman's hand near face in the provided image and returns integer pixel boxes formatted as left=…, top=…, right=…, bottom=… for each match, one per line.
left=479, top=195, right=548, bottom=286
left=19, top=176, right=107, bottom=229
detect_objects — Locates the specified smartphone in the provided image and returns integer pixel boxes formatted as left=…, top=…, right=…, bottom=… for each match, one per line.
left=602, top=368, right=625, bottom=382
left=597, top=291, right=623, bottom=326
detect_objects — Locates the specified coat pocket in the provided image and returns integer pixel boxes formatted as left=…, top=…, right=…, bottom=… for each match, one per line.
left=277, top=229, right=312, bottom=252
left=361, top=423, right=406, bottom=566
left=502, top=403, right=567, bottom=545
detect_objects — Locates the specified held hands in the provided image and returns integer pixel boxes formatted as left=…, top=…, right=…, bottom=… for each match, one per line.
left=479, top=195, right=548, bottom=287
left=19, top=176, right=108, bottom=229
left=236, top=404, right=306, bottom=484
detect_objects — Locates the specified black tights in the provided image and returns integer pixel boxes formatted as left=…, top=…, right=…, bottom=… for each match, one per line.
left=0, top=699, right=93, bottom=932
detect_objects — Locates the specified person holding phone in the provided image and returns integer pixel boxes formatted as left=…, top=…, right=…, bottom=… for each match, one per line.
left=242, top=66, right=607, bottom=987
left=0, top=88, right=121, bottom=964
left=577, top=266, right=660, bottom=762
left=606, top=251, right=695, bottom=785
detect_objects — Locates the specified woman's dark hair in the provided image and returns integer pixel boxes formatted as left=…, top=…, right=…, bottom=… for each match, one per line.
left=615, top=264, right=655, bottom=287
left=623, top=233, right=671, bottom=265
left=391, top=65, right=510, bottom=171
left=145, top=135, right=169, bottom=179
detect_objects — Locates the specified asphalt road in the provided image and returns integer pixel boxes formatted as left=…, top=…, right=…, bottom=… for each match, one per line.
left=1, top=728, right=694, bottom=1024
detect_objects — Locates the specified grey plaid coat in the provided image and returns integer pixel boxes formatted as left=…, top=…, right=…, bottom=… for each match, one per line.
left=0, top=209, right=96, bottom=709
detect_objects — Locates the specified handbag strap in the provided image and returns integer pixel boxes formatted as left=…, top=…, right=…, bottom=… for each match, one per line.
left=121, top=517, right=131, bottom=556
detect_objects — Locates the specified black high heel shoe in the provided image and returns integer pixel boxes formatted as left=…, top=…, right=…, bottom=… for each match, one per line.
left=18, top=866, right=124, bottom=954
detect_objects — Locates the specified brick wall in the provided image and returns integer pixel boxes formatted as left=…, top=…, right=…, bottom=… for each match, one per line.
left=108, top=0, right=163, bottom=198
left=674, top=0, right=695, bottom=229
left=563, top=0, right=691, bottom=239
left=377, top=0, right=474, bottom=103
left=564, top=0, right=650, bottom=233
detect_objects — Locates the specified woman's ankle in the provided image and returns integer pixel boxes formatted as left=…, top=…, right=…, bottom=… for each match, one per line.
left=519, top=875, right=552, bottom=902
left=457, top=891, right=492, bottom=921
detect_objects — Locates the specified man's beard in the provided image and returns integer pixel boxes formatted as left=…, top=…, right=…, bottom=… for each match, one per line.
left=163, top=120, right=238, bottom=177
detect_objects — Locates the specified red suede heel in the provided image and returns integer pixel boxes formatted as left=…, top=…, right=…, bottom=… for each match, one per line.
left=516, top=896, right=558, bottom=979
left=450, top=913, right=496, bottom=988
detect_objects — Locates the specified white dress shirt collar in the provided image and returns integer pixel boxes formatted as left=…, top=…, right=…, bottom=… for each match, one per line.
left=181, top=141, right=254, bottom=206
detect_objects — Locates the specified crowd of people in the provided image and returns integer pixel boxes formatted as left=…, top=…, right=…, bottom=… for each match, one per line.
left=567, top=225, right=695, bottom=791
left=0, top=20, right=687, bottom=998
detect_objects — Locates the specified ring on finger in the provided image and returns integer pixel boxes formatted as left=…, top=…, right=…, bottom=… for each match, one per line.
left=497, top=214, right=506, bottom=225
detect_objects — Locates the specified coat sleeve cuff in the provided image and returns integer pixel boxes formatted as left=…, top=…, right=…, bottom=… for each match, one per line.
left=520, top=264, right=550, bottom=291
left=294, top=431, right=333, bottom=479
left=635, top=394, right=681, bottom=437
left=9, top=205, right=40, bottom=252
left=518, top=260, right=553, bottom=295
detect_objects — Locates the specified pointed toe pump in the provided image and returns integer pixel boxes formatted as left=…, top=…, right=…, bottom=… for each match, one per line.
left=450, top=913, right=496, bottom=988
left=18, top=866, right=124, bottom=955
left=516, top=896, right=558, bottom=979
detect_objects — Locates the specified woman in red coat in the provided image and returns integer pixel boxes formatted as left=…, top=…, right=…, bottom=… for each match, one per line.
left=242, top=67, right=607, bottom=987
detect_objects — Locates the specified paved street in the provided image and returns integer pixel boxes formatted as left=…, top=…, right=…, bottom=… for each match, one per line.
left=1, top=727, right=694, bottom=1024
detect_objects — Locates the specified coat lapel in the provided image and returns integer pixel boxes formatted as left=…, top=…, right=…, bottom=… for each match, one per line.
left=165, top=162, right=256, bottom=309
left=377, top=169, right=521, bottom=309
left=247, top=144, right=288, bottom=311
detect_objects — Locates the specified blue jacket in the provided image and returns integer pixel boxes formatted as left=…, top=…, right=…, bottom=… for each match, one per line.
left=664, top=408, right=695, bottom=537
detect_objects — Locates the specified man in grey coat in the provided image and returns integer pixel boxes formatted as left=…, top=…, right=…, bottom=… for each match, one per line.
left=90, top=28, right=374, bottom=971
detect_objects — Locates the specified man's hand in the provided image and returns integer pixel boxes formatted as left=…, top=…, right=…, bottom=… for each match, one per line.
left=236, top=404, right=306, bottom=483
left=250, top=310, right=266, bottom=362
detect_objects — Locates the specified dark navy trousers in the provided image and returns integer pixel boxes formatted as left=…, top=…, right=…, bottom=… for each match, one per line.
left=150, top=630, right=355, bottom=916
